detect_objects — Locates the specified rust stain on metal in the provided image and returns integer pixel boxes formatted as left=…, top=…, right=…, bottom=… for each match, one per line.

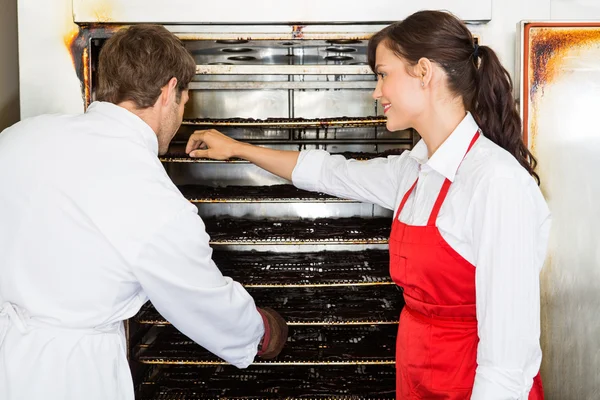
left=82, top=47, right=91, bottom=106
left=530, top=27, right=600, bottom=97
left=292, top=25, right=305, bottom=39
left=528, top=26, right=600, bottom=153
left=65, top=24, right=124, bottom=108
left=93, top=7, right=113, bottom=23
left=82, top=0, right=115, bottom=23
left=64, top=26, right=88, bottom=105
left=63, top=28, right=80, bottom=53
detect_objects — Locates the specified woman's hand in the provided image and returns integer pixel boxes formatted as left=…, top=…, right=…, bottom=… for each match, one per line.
left=186, top=129, right=300, bottom=181
left=186, top=129, right=242, bottom=160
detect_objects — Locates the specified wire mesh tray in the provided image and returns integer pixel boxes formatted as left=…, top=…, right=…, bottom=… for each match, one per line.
left=205, top=217, right=391, bottom=245
left=137, top=324, right=397, bottom=365
left=136, top=285, right=403, bottom=326
left=181, top=117, right=387, bottom=129
left=161, top=149, right=405, bottom=163
left=138, top=364, right=395, bottom=399
left=211, top=249, right=393, bottom=287
left=179, top=184, right=354, bottom=203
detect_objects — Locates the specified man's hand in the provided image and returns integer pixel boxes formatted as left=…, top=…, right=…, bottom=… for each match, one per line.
left=185, top=129, right=242, bottom=160
left=256, top=307, right=289, bottom=359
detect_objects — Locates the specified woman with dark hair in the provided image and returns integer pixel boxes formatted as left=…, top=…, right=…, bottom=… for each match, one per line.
left=186, top=10, right=549, bottom=399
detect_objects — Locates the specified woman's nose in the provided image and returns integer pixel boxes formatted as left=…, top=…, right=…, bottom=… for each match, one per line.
left=372, top=79, right=382, bottom=100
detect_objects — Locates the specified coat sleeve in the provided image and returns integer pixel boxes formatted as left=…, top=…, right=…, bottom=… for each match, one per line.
left=131, top=204, right=264, bottom=368
left=291, top=150, right=411, bottom=211
left=468, top=175, right=550, bottom=399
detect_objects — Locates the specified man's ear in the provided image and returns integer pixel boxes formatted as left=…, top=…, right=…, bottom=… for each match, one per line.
left=161, top=77, right=178, bottom=106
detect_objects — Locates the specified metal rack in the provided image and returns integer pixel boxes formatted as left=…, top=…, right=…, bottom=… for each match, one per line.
left=137, top=286, right=402, bottom=326
left=128, top=32, right=409, bottom=399
left=137, top=325, right=397, bottom=365
left=137, top=364, right=396, bottom=399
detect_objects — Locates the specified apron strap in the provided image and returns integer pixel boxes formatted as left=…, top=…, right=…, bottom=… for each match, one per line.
left=394, top=178, right=419, bottom=220
left=427, top=131, right=480, bottom=226
left=427, top=179, right=452, bottom=226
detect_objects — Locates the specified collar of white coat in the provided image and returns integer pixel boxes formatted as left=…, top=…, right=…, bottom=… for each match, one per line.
left=86, top=101, right=159, bottom=156
left=409, top=112, right=481, bottom=182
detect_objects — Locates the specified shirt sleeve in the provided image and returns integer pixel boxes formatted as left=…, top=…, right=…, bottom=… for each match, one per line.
left=291, top=149, right=410, bottom=211
left=131, top=204, right=264, bottom=368
left=468, top=176, right=550, bottom=399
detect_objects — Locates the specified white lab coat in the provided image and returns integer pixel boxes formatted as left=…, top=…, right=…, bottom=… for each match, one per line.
left=0, top=102, right=264, bottom=400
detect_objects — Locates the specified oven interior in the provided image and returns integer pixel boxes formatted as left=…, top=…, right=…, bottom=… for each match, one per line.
left=84, top=27, right=415, bottom=399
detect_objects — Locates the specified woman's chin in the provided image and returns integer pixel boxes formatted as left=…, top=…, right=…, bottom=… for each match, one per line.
left=385, top=120, right=409, bottom=132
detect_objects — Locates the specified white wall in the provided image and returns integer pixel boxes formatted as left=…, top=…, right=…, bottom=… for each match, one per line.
left=0, top=0, right=20, bottom=130
left=469, top=0, right=600, bottom=80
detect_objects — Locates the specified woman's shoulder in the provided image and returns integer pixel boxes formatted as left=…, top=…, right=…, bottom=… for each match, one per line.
left=461, top=135, right=550, bottom=220
left=467, top=135, right=535, bottom=185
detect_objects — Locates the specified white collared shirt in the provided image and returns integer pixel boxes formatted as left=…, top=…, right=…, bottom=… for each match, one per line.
left=292, top=112, right=551, bottom=399
left=0, top=101, right=264, bottom=400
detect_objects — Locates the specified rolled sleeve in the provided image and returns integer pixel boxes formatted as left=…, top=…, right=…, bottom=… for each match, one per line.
left=292, top=149, right=410, bottom=210
left=291, top=150, right=329, bottom=193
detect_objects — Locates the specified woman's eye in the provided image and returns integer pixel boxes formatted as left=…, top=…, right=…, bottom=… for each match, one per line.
left=377, top=72, right=386, bottom=79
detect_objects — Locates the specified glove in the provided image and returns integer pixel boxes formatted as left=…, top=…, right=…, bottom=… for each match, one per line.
left=256, top=307, right=288, bottom=359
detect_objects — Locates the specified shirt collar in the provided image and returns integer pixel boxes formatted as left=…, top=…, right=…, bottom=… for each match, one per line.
left=86, top=101, right=159, bottom=155
left=409, top=112, right=480, bottom=182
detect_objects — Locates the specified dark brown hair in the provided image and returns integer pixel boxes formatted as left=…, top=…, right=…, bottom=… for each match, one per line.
left=368, top=10, right=539, bottom=184
left=97, top=24, right=196, bottom=108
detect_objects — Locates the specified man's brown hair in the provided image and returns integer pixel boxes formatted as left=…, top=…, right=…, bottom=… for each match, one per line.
left=96, top=24, right=196, bottom=108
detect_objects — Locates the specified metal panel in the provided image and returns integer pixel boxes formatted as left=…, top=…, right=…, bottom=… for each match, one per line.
left=194, top=202, right=391, bottom=219
left=184, top=90, right=381, bottom=120
left=294, top=90, right=378, bottom=119
left=185, top=90, right=289, bottom=119
left=518, top=21, right=600, bottom=400
left=196, top=65, right=372, bottom=75
left=72, top=0, right=492, bottom=24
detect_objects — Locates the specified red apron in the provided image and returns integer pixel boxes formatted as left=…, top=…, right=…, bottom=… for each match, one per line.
left=389, top=132, right=544, bottom=399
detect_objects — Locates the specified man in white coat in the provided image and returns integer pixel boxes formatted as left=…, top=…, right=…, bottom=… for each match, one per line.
left=0, top=25, right=288, bottom=400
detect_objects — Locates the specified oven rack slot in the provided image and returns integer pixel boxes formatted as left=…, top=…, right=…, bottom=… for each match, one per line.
left=142, top=394, right=393, bottom=400
left=138, top=319, right=399, bottom=327
left=192, top=250, right=393, bottom=287
left=161, top=149, right=406, bottom=163
left=179, top=184, right=355, bottom=203
left=140, top=360, right=396, bottom=366
left=136, top=285, right=403, bottom=326
left=195, top=64, right=373, bottom=76
left=229, top=282, right=394, bottom=288
left=204, top=217, right=391, bottom=245
left=137, top=364, right=395, bottom=399
left=182, top=116, right=386, bottom=129
left=137, top=325, right=397, bottom=366
left=188, top=80, right=377, bottom=91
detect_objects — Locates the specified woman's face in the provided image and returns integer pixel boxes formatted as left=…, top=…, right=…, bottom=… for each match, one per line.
left=372, top=42, right=425, bottom=132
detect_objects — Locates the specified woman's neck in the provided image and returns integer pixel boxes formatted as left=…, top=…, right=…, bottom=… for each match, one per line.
left=414, top=102, right=467, bottom=158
